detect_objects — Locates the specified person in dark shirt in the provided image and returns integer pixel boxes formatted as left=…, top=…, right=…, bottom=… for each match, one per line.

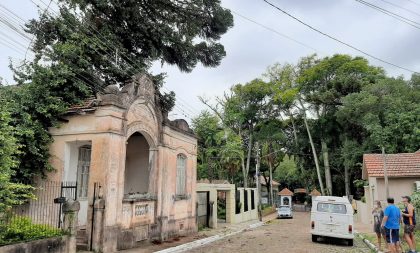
left=372, top=201, right=387, bottom=251
left=402, top=196, right=416, bottom=253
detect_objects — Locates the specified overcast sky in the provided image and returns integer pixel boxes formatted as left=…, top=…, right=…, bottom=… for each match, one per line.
left=1, top=0, right=420, bottom=121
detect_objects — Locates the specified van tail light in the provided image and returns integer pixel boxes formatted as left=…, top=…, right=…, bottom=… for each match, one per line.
left=311, top=221, right=315, bottom=229
left=348, top=225, right=353, bottom=233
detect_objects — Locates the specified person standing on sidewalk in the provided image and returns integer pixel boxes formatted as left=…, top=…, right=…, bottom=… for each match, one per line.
left=372, top=201, right=387, bottom=251
left=381, top=197, right=402, bottom=253
left=402, top=196, right=417, bottom=253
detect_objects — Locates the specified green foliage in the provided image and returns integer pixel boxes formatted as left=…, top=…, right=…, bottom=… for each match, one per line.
left=274, top=155, right=300, bottom=187
left=410, top=191, right=420, bottom=212
left=338, top=77, right=420, bottom=153
left=0, top=216, right=63, bottom=246
left=3, top=0, right=233, bottom=183
left=192, top=111, right=244, bottom=183
left=0, top=100, right=34, bottom=212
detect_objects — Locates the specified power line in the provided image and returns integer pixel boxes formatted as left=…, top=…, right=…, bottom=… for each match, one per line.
left=230, top=10, right=321, bottom=54
left=355, top=0, right=420, bottom=30
left=263, top=0, right=420, bottom=74
left=5, top=1, right=209, bottom=120
left=377, top=0, right=420, bottom=18
left=25, top=0, right=53, bottom=62
left=405, top=0, right=420, bottom=7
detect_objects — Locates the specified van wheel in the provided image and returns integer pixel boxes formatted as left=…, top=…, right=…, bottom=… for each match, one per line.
left=311, top=235, right=318, bottom=242
left=347, top=239, right=353, bottom=246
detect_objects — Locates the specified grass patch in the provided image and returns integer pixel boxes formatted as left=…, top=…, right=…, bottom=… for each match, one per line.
left=361, top=229, right=420, bottom=252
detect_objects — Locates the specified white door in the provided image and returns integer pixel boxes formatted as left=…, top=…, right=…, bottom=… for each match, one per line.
left=76, top=146, right=91, bottom=227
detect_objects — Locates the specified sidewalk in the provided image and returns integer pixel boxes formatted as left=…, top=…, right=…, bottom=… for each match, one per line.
left=89, top=212, right=278, bottom=253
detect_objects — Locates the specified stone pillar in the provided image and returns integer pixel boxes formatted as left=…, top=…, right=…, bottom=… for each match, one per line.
left=63, top=199, right=80, bottom=253
left=92, top=199, right=105, bottom=252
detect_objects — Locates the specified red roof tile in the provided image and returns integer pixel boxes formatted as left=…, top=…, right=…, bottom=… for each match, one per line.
left=363, top=151, right=420, bottom=178
left=278, top=188, right=293, bottom=196
left=67, top=97, right=99, bottom=113
left=310, top=189, right=321, bottom=196
left=259, top=176, right=280, bottom=186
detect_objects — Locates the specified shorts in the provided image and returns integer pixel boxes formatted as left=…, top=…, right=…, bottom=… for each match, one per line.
left=385, top=228, right=400, bottom=244
left=374, top=224, right=386, bottom=235
left=404, top=224, right=415, bottom=234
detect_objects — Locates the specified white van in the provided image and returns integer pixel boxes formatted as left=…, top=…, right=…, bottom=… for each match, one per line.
left=310, top=196, right=354, bottom=246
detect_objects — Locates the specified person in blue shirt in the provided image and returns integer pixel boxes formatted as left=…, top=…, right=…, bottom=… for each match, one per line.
left=381, top=197, right=402, bottom=253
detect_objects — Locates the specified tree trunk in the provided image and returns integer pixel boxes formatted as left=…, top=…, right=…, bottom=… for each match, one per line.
left=344, top=162, right=350, bottom=198
left=268, top=160, right=274, bottom=205
left=244, top=130, right=253, bottom=188
left=288, top=110, right=304, bottom=173
left=321, top=140, right=332, bottom=195
left=241, top=158, right=246, bottom=188
left=288, top=109, right=299, bottom=148
left=267, top=142, right=274, bottom=205
left=298, top=99, right=325, bottom=195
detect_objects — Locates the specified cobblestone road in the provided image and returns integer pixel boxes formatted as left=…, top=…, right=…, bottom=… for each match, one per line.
left=187, top=212, right=372, bottom=253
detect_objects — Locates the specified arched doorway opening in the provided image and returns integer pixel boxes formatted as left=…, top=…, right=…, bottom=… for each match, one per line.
left=124, top=132, right=150, bottom=197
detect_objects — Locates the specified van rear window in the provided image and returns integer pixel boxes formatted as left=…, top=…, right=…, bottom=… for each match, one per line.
left=317, top=203, right=347, bottom=214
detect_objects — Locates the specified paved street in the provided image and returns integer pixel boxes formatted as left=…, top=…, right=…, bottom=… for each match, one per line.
left=187, top=212, right=372, bottom=253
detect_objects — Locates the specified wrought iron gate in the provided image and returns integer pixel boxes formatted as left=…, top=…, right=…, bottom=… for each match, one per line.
left=56, top=181, right=77, bottom=228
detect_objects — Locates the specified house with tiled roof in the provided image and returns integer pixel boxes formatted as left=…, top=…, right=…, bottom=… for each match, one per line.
left=362, top=150, right=420, bottom=210
left=258, top=176, right=280, bottom=204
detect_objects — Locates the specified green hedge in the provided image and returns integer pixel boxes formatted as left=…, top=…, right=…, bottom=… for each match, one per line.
left=0, top=216, right=64, bottom=246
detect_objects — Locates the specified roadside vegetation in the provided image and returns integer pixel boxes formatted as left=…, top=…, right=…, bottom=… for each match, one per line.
left=194, top=54, right=420, bottom=200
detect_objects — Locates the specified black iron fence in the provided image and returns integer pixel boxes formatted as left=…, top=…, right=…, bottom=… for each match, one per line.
left=0, top=181, right=77, bottom=245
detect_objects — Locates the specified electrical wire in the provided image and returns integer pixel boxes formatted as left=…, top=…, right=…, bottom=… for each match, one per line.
left=377, top=0, right=420, bottom=18
left=262, top=0, right=420, bottom=75
left=230, top=10, right=321, bottom=54
left=355, top=0, right=420, bottom=30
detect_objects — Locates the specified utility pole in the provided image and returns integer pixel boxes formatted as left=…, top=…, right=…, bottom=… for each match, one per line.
left=256, top=141, right=262, bottom=221
left=382, top=146, right=389, bottom=199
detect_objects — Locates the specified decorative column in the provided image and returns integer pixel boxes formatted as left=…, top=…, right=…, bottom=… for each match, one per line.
left=92, top=198, right=105, bottom=252
left=63, top=199, right=80, bottom=253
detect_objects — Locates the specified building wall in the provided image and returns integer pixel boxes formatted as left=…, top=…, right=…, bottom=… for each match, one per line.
left=370, top=177, right=418, bottom=202
left=359, top=177, right=420, bottom=225
left=46, top=88, right=197, bottom=251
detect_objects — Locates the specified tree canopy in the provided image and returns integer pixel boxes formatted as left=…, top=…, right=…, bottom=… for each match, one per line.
left=2, top=0, right=234, bottom=184
left=195, top=54, right=420, bottom=200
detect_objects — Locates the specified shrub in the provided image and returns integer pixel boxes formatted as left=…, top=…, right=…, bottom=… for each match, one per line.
left=0, top=216, right=63, bottom=246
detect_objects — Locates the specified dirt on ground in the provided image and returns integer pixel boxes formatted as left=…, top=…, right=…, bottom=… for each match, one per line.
left=187, top=212, right=372, bottom=253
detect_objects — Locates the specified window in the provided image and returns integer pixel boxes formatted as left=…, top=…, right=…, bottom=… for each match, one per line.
left=244, top=190, right=249, bottom=212
left=317, top=203, right=347, bottom=214
left=176, top=154, right=187, bottom=196
left=251, top=190, right=255, bottom=210
left=77, top=145, right=91, bottom=199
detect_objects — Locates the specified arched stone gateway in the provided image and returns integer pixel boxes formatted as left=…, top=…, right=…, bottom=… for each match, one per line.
left=48, top=74, right=198, bottom=252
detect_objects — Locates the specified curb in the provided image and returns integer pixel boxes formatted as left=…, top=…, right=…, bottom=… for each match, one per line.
left=357, top=233, right=383, bottom=253
left=155, top=221, right=265, bottom=253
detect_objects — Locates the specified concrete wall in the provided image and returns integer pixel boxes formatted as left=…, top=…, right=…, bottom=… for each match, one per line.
left=196, top=184, right=258, bottom=228
left=234, top=188, right=258, bottom=224
left=359, top=177, right=419, bottom=225
left=355, top=200, right=370, bottom=225
left=366, top=177, right=418, bottom=213
left=0, top=236, right=68, bottom=253
left=373, top=177, right=418, bottom=201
